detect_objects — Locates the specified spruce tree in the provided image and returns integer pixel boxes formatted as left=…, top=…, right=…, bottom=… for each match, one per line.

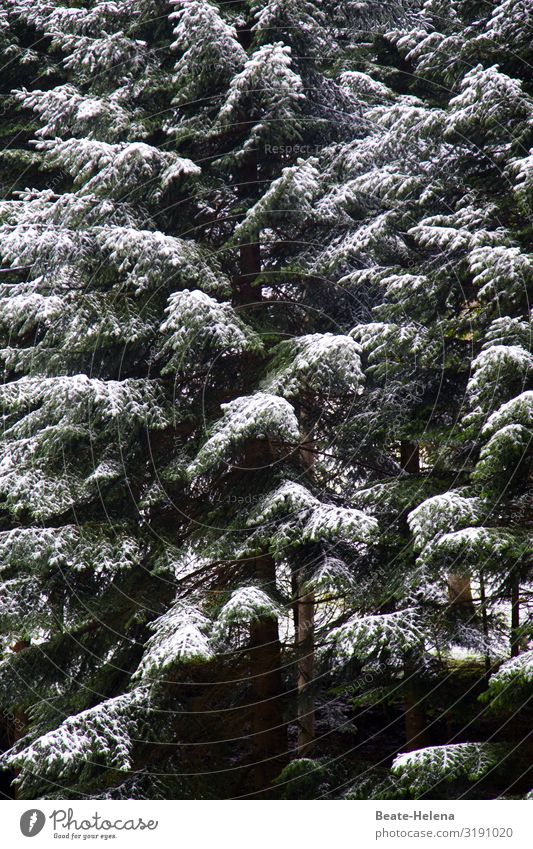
left=0, top=0, right=530, bottom=802
left=328, top=0, right=532, bottom=798
left=0, top=0, right=403, bottom=799
left=0, top=0, right=228, bottom=799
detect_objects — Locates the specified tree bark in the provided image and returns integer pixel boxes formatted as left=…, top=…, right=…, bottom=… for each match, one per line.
left=511, top=578, right=520, bottom=658
left=400, top=440, right=419, bottom=474
left=400, top=442, right=429, bottom=750
left=238, top=240, right=261, bottom=306
left=295, top=406, right=316, bottom=756
left=249, top=553, right=286, bottom=794
left=296, top=568, right=315, bottom=756
left=231, top=161, right=284, bottom=793
left=5, top=640, right=30, bottom=798
left=403, top=672, right=430, bottom=751
left=234, top=152, right=261, bottom=306
left=447, top=573, right=475, bottom=611
left=479, top=570, right=491, bottom=678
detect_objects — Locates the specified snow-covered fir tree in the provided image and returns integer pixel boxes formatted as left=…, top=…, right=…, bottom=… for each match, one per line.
left=325, top=0, right=533, bottom=799
left=0, top=0, right=530, bottom=802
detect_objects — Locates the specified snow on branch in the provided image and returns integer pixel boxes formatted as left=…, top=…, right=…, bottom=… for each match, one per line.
left=214, top=42, right=305, bottom=156
left=170, top=0, right=246, bottom=104
left=213, top=586, right=280, bottom=643
left=14, top=84, right=142, bottom=140
left=392, top=742, right=507, bottom=797
left=39, top=139, right=200, bottom=200
left=160, top=289, right=262, bottom=371
left=2, top=688, right=152, bottom=795
left=409, top=491, right=483, bottom=552
left=134, top=603, right=212, bottom=680
left=265, top=333, right=364, bottom=399
left=248, top=481, right=378, bottom=552
left=466, top=344, right=533, bottom=422
left=482, top=650, right=533, bottom=711
left=98, top=227, right=228, bottom=296
left=188, top=393, right=300, bottom=477
left=232, top=159, right=320, bottom=241
left=329, top=608, right=425, bottom=664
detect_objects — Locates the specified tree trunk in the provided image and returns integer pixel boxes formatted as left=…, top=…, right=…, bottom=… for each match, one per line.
left=400, top=440, right=419, bottom=474
left=296, top=569, right=315, bottom=756
left=238, top=240, right=261, bottom=306
left=232, top=165, right=283, bottom=792
left=511, top=578, right=520, bottom=658
left=234, top=153, right=261, bottom=306
left=400, top=442, right=429, bottom=749
left=404, top=432, right=472, bottom=617
left=295, top=406, right=316, bottom=756
left=447, top=573, right=475, bottom=611
left=403, top=674, right=430, bottom=751
left=5, top=640, right=30, bottom=798
left=249, top=554, right=286, bottom=795
left=479, top=570, right=491, bottom=678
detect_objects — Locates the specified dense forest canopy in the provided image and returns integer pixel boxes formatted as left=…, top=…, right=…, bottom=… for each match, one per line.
left=0, top=0, right=531, bottom=800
